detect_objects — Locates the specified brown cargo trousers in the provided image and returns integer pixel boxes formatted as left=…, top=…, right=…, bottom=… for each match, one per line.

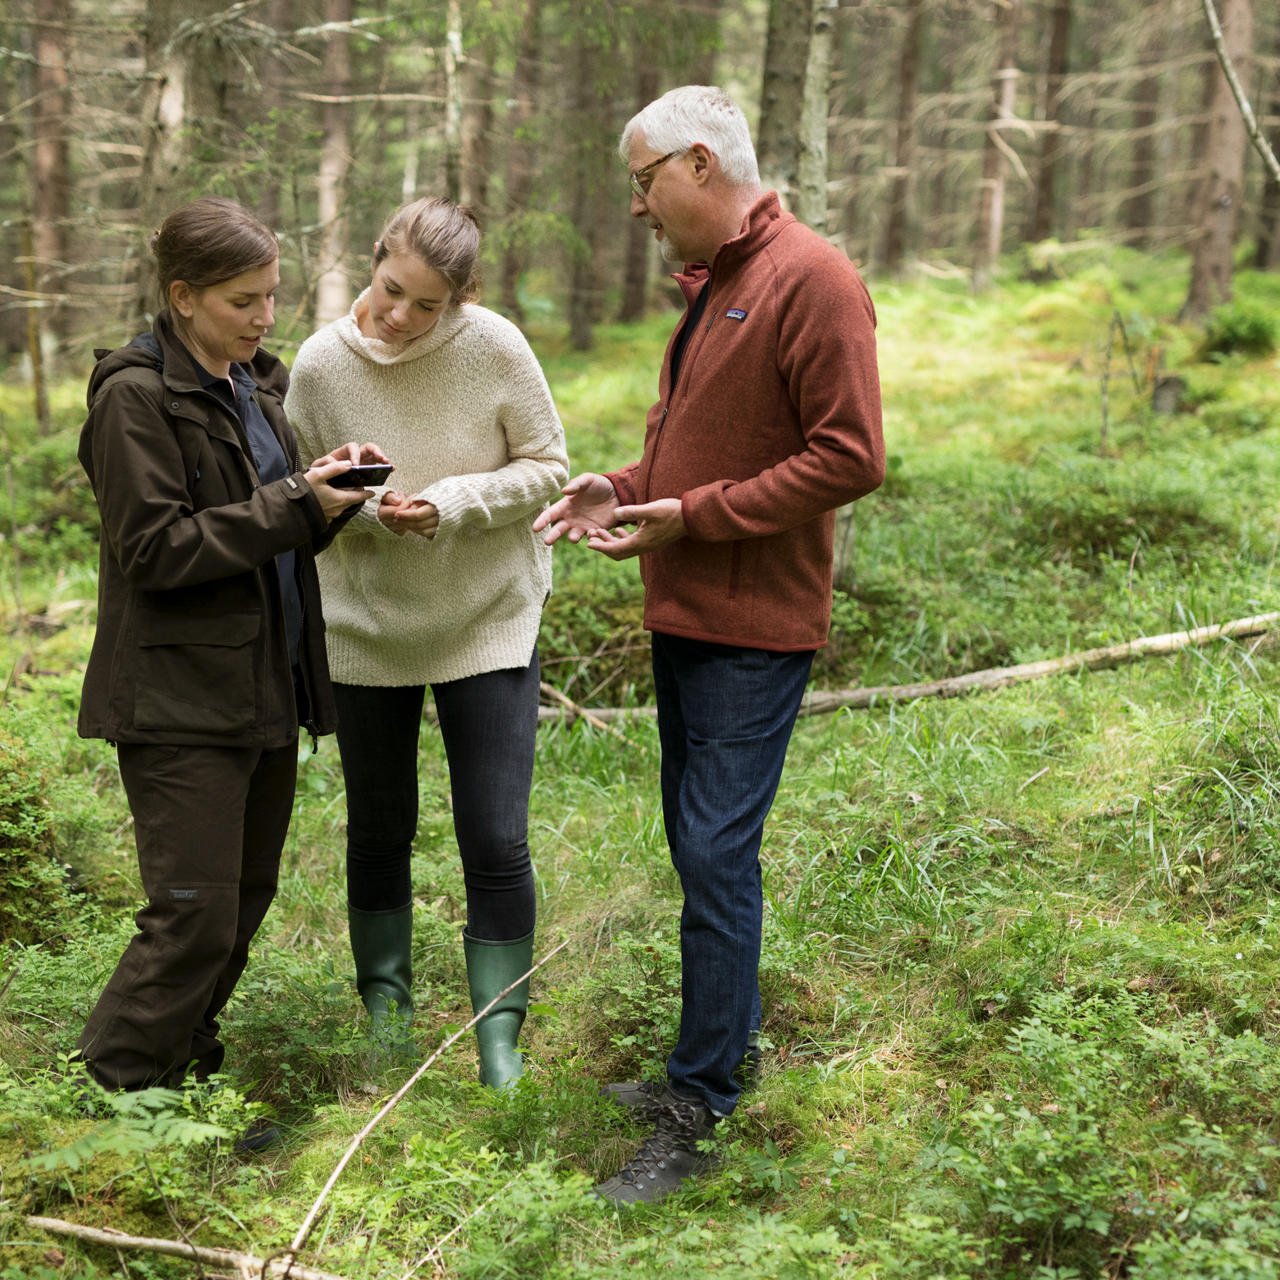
left=77, top=740, right=297, bottom=1090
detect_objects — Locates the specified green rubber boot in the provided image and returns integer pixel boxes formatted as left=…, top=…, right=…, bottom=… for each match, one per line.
left=463, top=930, right=533, bottom=1089
left=349, top=905, right=415, bottom=1055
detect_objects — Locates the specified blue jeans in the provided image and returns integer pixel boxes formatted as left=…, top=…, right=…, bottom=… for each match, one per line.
left=651, top=632, right=814, bottom=1116
left=333, top=654, right=540, bottom=941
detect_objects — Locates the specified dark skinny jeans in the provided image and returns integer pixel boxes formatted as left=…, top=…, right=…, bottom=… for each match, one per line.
left=332, top=655, right=539, bottom=941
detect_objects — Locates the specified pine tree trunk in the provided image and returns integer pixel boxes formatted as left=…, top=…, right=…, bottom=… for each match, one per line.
left=499, top=0, right=542, bottom=321
left=1252, top=18, right=1280, bottom=268
left=618, top=66, right=660, bottom=322
left=881, top=0, right=925, bottom=273
left=135, top=0, right=228, bottom=324
left=32, top=0, right=71, bottom=346
left=315, top=0, right=353, bottom=325
left=442, top=0, right=464, bottom=204
left=1182, top=0, right=1254, bottom=321
left=462, top=34, right=495, bottom=219
left=795, top=0, right=835, bottom=232
left=973, top=0, right=1021, bottom=292
left=687, top=0, right=724, bottom=84
left=257, top=0, right=294, bottom=231
left=567, top=35, right=605, bottom=351
left=758, top=0, right=810, bottom=207
left=1027, top=0, right=1071, bottom=243
left=1124, top=22, right=1163, bottom=246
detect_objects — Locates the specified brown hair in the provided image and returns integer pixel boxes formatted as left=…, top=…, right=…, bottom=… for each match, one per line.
left=151, top=197, right=278, bottom=306
left=373, top=197, right=481, bottom=303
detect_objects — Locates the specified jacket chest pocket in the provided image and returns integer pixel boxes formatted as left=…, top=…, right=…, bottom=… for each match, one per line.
left=133, top=611, right=260, bottom=734
left=173, top=421, right=252, bottom=507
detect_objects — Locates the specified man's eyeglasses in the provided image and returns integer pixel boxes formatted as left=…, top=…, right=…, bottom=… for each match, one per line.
left=629, top=150, right=682, bottom=199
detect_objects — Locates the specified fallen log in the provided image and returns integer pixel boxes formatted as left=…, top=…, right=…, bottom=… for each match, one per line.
left=535, top=612, right=1280, bottom=723
left=24, top=1217, right=347, bottom=1280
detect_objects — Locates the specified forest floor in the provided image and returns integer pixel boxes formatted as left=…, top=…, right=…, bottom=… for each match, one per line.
left=2, top=248, right=1280, bottom=1279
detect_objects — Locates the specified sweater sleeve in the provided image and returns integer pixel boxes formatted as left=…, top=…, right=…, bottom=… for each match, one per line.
left=418, top=334, right=569, bottom=536
left=679, top=248, right=884, bottom=543
left=286, top=340, right=396, bottom=540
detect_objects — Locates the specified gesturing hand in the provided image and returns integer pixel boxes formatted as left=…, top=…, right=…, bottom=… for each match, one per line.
left=584, top=498, right=686, bottom=561
left=532, top=473, right=620, bottom=545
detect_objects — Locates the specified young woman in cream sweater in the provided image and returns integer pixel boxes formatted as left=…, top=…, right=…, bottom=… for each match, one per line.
left=286, top=197, right=568, bottom=1085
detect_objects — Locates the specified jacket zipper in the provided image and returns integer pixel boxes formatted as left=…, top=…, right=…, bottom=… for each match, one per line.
left=646, top=274, right=714, bottom=503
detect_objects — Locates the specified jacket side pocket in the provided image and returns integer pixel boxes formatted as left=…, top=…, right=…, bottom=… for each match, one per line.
left=134, top=611, right=259, bottom=734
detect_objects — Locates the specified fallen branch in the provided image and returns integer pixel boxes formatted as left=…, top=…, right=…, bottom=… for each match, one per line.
left=538, top=680, right=631, bottom=743
left=802, top=612, right=1280, bottom=714
left=534, top=612, right=1280, bottom=722
left=30, top=941, right=571, bottom=1280
left=279, top=937, right=571, bottom=1277
left=24, top=1217, right=346, bottom=1280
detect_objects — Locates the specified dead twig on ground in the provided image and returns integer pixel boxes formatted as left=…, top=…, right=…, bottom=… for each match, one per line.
left=533, top=613, right=1280, bottom=722
left=279, top=938, right=571, bottom=1277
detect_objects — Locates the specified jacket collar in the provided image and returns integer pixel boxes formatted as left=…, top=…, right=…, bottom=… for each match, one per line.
left=672, top=190, right=793, bottom=293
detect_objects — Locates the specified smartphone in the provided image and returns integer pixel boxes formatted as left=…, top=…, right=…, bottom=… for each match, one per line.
left=328, top=463, right=394, bottom=489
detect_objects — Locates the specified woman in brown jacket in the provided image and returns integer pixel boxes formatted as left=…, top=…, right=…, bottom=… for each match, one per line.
left=73, top=198, right=386, bottom=1108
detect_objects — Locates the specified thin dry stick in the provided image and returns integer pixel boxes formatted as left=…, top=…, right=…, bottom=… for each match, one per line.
left=279, top=938, right=571, bottom=1278
left=538, top=680, right=631, bottom=743
left=1201, top=0, right=1280, bottom=183
left=24, top=1216, right=347, bottom=1280
left=397, top=1178, right=517, bottom=1280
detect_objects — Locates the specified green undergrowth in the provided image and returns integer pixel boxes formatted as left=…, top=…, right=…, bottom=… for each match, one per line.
left=2, top=248, right=1280, bottom=1277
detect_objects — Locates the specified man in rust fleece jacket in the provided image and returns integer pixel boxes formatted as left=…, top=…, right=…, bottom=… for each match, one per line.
left=534, top=84, right=884, bottom=1204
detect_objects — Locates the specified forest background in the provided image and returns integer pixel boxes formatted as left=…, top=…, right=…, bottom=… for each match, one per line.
left=4, top=0, right=1280, bottom=1278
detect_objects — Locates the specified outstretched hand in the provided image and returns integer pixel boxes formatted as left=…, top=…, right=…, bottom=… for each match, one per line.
left=583, top=499, right=686, bottom=561
left=533, top=473, right=620, bottom=545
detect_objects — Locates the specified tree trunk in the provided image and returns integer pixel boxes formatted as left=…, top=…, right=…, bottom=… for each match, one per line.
left=758, top=0, right=810, bottom=207
left=1026, top=0, right=1071, bottom=243
left=687, top=0, right=724, bottom=84
left=1182, top=0, right=1254, bottom=321
left=972, top=0, right=1021, bottom=292
left=135, top=0, right=221, bottom=323
left=1124, top=20, right=1163, bottom=246
left=567, top=33, right=607, bottom=351
left=462, top=33, right=495, bottom=218
left=499, top=0, right=542, bottom=321
left=618, top=66, right=660, bottom=322
left=795, top=0, right=835, bottom=231
left=442, top=0, right=464, bottom=204
left=32, top=0, right=72, bottom=347
left=1252, top=17, right=1280, bottom=268
left=315, top=0, right=354, bottom=326
left=257, top=0, right=295, bottom=232
left=880, top=0, right=925, bottom=273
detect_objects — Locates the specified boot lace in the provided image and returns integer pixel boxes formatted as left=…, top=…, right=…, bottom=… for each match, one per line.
left=615, top=1094, right=714, bottom=1185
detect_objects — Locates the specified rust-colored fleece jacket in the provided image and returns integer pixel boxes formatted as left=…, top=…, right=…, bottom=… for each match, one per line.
left=607, top=192, right=884, bottom=651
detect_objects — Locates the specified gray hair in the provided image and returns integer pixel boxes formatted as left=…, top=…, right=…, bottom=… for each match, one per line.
left=619, top=85, right=760, bottom=188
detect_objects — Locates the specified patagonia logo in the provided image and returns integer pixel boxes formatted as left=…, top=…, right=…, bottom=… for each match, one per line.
left=725, top=308, right=748, bottom=322
left=169, top=888, right=199, bottom=902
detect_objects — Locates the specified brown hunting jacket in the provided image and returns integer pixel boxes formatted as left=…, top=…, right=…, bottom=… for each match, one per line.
left=78, top=313, right=341, bottom=747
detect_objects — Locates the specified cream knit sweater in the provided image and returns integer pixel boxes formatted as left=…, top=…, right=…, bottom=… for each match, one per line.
left=286, top=294, right=568, bottom=686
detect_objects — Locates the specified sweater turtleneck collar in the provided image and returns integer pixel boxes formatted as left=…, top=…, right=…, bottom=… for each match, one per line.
left=336, top=288, right=469, bottom=366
